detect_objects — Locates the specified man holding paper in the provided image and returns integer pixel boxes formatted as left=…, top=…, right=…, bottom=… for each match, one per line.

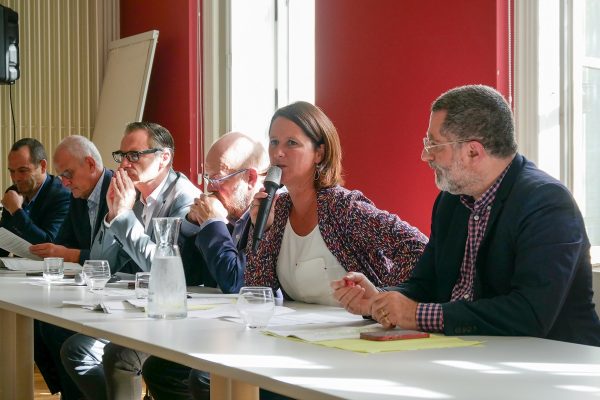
left=0, top=138, right=70, bottom=256
left=30, top=135, right=113, bottom=264
left=30, top=135, right=114, bottom=400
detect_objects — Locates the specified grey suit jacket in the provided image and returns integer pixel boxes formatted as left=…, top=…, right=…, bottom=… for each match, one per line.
left=90, top=169, right=200, bottom=273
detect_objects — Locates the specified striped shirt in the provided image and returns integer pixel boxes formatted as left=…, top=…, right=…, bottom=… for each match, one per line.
left=417, top=164, right=511, bottom=332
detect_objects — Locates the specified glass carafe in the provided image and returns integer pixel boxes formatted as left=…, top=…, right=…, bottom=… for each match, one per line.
left=146, top=217, right=187, bottom=319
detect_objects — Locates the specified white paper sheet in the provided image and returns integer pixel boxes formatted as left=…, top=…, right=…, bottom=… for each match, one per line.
left=102, top=300, right=141, bottom=313
left=27, top=277, right=84, bottom=286
left=5, top=258, right=82, bottom=272
left=265, top=321, right=379, bottom=342
left=127, top=296, right=238, bottom=312
left=187, top=304, right=296, bottom=319
left=62, top=288, right=136, bottom=312
left=0, top=228, right=41, bottom=259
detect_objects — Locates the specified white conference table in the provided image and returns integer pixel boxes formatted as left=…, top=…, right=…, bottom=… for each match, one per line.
left=1, top=275, right=600, bottom=400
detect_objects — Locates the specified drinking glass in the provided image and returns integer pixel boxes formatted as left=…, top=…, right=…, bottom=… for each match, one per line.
left=43, top=257, right=64, bottom=282
left=82, top=260, right=111, bottom=291
left=135, top=272, right=151, bottom=299
left=236, top=287, right=275, bottom=329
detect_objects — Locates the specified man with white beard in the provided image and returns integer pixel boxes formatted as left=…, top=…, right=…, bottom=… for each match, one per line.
left=182, top=131, right=269, bottom=293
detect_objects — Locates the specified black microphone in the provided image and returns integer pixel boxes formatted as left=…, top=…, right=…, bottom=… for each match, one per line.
left=252, top=165, right=282, bottom=252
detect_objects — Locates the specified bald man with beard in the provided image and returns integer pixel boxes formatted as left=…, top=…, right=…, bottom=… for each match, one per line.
left=62, top=132, right=269, bottom=400
left=140, top=132, right=283, bottom=400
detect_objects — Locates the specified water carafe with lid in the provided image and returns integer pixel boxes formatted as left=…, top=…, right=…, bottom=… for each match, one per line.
left=147, top=217, right=187, bottom=319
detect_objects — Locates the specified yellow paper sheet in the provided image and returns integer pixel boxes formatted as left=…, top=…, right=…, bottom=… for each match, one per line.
left=313, top=334, right=482, bottom=353
left=267, top=332, right=482, bottom=353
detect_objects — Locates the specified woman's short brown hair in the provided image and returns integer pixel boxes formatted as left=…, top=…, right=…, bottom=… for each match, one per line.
left=269, top=101, right=344, bottom=189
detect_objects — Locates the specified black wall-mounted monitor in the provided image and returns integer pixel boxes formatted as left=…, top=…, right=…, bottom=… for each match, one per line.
left=0, top=4, right=19, bottom=84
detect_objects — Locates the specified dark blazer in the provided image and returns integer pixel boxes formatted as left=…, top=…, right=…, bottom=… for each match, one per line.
left=0, top=175, right=71, bottom=256
left=392, top=154, right=600, bottom=346
left=56, top=169, right=113, bottom=264
left=178, top=212, right=251, bottom=292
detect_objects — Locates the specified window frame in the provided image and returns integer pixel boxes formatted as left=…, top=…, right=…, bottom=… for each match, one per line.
left=515, top=0, right=599, bottom=264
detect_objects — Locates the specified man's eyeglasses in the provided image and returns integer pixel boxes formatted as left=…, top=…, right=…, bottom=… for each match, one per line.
left=203, top=169, right=248, bottom=192
left=58, top=170, right=74, bottom=181
left=422, top=137, right=478, bottom=154
left=112, top=148, right=163, bottom=163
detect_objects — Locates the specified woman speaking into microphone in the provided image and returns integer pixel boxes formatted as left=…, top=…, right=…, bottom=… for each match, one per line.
left=247, top=101, right=428, bottom=305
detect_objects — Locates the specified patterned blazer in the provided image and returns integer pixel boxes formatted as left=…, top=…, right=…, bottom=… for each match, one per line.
left=245, top=186, right=428, bottom=292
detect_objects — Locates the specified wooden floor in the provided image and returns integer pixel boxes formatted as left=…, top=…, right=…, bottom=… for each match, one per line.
left=34, top=365, right=60, bottom=399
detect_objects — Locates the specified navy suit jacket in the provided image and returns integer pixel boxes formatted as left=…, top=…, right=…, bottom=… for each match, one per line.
left=0, top=174, right=70, bottom=256
left=391, top=154, right=600, bottom=346
left=56, top=169, right=113, bottom=264
left=179, top=212, right=251, bottom=292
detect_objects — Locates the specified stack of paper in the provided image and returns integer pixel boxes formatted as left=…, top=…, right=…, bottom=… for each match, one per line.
left=2, top=258, right=82, bottom=272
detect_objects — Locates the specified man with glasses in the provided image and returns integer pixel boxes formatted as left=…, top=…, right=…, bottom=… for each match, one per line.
left=141, top=131, right=275, bottom=400
left=88, top=121, right=200, bottom=273
left=333, top=84, right=600, bottom=346
left=0, top=138, right=70, bottom=255
left=31, top=135, right=112, bottom=263
left=30, top=135, right=113, bottom=400
left=60, top=122, right=200, bottom=400
left=183, top=131, right=268, bottom=293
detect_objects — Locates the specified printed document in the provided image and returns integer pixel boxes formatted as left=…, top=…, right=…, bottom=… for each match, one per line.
left=0, top=227, right=41, bottom=259
left=2, top=258, right=82, bottom=272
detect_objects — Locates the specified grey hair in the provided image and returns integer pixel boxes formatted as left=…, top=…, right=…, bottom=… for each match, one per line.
left=431, top=84, right=517, bottom=158
left=55, top=135, right=103, bottom=169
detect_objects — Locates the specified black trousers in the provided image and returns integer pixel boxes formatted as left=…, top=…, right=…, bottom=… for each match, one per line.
left=142, top=356, right=293, bottom=400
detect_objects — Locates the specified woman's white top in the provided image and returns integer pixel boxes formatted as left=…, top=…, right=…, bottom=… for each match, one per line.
left=276, top=220, right=347, bottom=306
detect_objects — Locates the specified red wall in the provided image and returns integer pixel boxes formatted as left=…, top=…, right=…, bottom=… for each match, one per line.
left=120, top=0, right=512, bottom=234
left=120, top=0, right=201, bottom=184
left=315, top=0, right=511, bottom=234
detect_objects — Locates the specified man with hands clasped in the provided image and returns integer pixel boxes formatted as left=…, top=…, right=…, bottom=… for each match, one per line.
left=141, top=131, right=270, bottom=400
left=333, top=85, right=600, bottom=346
left=179, top=131, right=268, bottom=292
left=60, top=122, right=200, bottom=400
left=333, top=272, right=419, bottom=330
left=89, top=121, right=200, bottom=273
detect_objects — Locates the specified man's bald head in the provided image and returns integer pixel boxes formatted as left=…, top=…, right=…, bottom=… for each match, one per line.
left=203, top=132, right=268, bottom=219
left=207, top=132, right=268, bottom=173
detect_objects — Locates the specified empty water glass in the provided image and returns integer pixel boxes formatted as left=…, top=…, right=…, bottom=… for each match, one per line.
left=135, top=272, right=151, bottom=299
left=82, top=260, right=111, bottom=291
left=236, top=287, right=275, bottom=329
left=43, top=257, right=64, bottom=283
